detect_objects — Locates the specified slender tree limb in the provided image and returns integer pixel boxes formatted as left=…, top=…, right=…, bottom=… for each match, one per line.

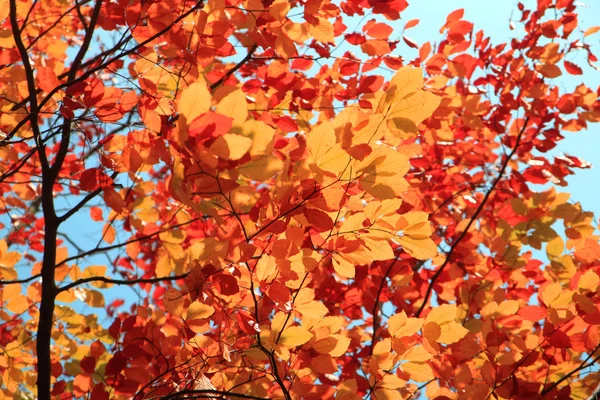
left=541, top=343, right=600, bottom=395
left=0, top=274, right=41, bottom=285
left=209, top=43, right=258, bottom=91
left=57, top=171, right=118, bottom=223
left=1, top=1, right=202, bottom=145
left=56, top=217, right=202, bottom=268
left=414, top=117, right=530, bottom=318
left=58, top=273, right=189, bottom=293
left=369, top=254, right=400, bottom=355
left=9, top=0, right=48, bottom=172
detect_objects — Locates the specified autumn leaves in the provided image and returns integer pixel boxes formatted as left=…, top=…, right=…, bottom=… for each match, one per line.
left=153, top=65, right=445, bottom=390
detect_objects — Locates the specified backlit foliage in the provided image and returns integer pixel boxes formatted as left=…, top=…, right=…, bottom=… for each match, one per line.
left=0, top=0, right=600, bottom=399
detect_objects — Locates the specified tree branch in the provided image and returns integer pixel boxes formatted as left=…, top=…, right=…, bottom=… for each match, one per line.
left=56, top=217, right=202, bottom=268
left=541, top=343, right=600, bottom=395
left=58, top=273, right=189, bottom=293
left=209, top=43, right=258, bottom=91
left=414, top=117, right=530, bottom=318
left=0, top=274, right=41, bottom=285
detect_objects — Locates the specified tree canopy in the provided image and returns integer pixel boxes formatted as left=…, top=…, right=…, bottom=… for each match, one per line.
left=1, top=0, right=600, bottom=399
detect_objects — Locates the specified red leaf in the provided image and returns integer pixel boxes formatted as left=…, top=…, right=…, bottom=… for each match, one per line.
left=564, top=60, right=583, bottom=75
left=345, top=33, right=366, bottom=45
left=403, top=36, right=419, bottom=49
left=81, top=356, right=97, bottom=374
left=213, top=274, right=239, bottom=296
left=36, top=66, right=60, bottom=93
left=305, top=209, right=334, bottom=232
left=267, top=282, right=291, bottom=303
left=83, top=78, right=105, bottom=107
left=105, top=352, right=127, bottom=376
left=547, top=330, right=571, bottom=348
left=91, top=383, right=110, bottom=400
left=80, top=168, right=100, bottom=192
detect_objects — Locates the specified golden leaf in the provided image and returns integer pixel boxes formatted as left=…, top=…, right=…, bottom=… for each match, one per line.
left=177, top=79, right=211, bottom=123
left=332, top=254, right=355, bottom=278
left=187, top=301, right=214, bottom=320
left=396, top=236, right=438, bottom=260
left=279, top=326, right=313, bottom=348
left=209, top=134, right=253, bottom=160
left=310, top=17, right=335, bottom=44
left=388, top=311, right=423, bottom=337
left=296, top=300, right=329, bottom=319
left=402, top=361, right=435, bottom=382
left=256, top=255, right=277, bottom=282
left=216, top=89, right=248, bottom=127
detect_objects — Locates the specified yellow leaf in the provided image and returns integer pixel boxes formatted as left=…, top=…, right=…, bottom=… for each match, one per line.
left=402, top=362, right=435, bottom=382
left=438, top=321, right=469, bottom=344
left=379, top=374, right=406, bottom=389
left=337, top=110, right=388, bottom=148
left=496, top=300, right=520, bottom=316
left=156, top=253, right=174, bottom=278
left=373, top=338, right=391, bottom=356
left=546, top=236, right=564, bottom=260
left=216, top=89, right=248, bottom=126
left=307, top=121, right=350, bottom=177
left=256, top=255, right=277, bottom=282
left=296, top=300, right=329, bottom=319
left=159, top=228, right=186, bottom=244
left=384, top=67, right=424, bottom=107
left=401, top=345, right=433, bottom=362
left=239, top=155, right=284, bottom=181
left=425, top=304, right=458, bottom=325
left=78, top=289, right=104, bottom=308
left=332, top=254, right=355, bottom=278
left=396, top=211, right=432, bottom=238
left=314, top=316, right=344, bottom=334
left=177, top=79, right=211, bottom=123
left=163, top=288, right=185, bottom=316
left=541, top=282, right=562, bottom=306
left=578, top=270, right=600, bottom=291
left=387, top=90, right=441, bottom=136
left=209, top=133, right=253, bottom=160
left=337, top=379, right=361, bottom=400
left=279, top=326, right=313, bottom=348
left=271, top=312, right=288, bottom=334
left=310, top=17, right=334, bottom=44
left=269, top=0, right=290, bottom=20
left=82, top=266, right=111, bottom=288
left=103, top=223, right=116, bottom=244
left=6, top=295, right=29, bottom=314
left=356, top=145, right=410, bottom=200
left=186, top=301, right=215, bottom=320
left=363, top=237, right=395, bottom=261
left=241, top=120, right=276, bottom=156
left=0, top=29, right=15, bottom=48
left=584, top=26, right=600, bottom=37
left=397, top=236, right=438, bottom=260
left=188, top=238, right=228, bottom=265
left=388, top=311, right=423, bottom=337
left=329, top=334, right=351, bottom=357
